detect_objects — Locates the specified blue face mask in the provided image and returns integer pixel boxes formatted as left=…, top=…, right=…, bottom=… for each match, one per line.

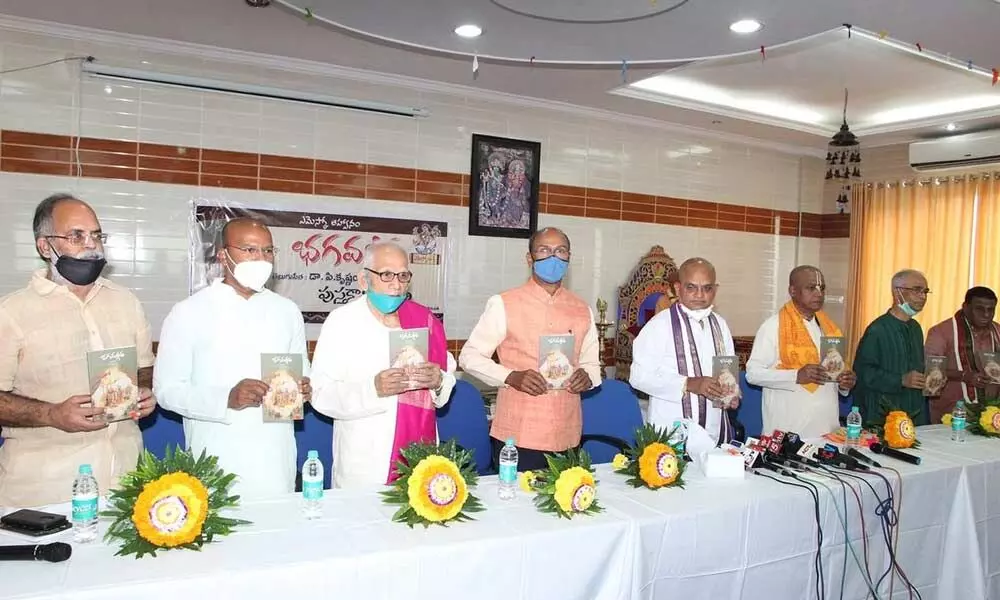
left=533, top=256, right=569, bottom=284
left=895, top=289, right=920, bottom=317
left=367, top=289, right=407, bottom=314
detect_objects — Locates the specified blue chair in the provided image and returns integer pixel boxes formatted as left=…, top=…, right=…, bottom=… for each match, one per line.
left=736, top=371, right=764, bottom=439
left=436, top=380, right=493, bottom=475
left=139, top=408, right=185, bottom=459
left=580, top=379, right=644, bottom=464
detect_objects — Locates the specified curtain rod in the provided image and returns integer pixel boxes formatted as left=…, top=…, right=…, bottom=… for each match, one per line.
left=863, top=171, right=1000, bottom=188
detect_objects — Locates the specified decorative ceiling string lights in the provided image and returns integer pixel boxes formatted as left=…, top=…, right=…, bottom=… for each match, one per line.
left=825, top=88, right=861, bottom=213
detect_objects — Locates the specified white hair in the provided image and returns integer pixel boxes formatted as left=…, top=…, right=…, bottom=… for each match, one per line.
left=362, top=241, right=408, bottom=270
left=891, top=269, right=924, bottom=287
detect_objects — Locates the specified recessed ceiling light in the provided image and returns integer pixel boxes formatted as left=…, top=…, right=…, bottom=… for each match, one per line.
left=729, top=19, right=763, bottom=34
left=946, top=123, right=958, bottom=131
left=454, top=24, right=483, bottom=38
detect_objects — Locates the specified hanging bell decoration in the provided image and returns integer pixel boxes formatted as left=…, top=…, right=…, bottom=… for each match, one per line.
left=826, top=88, right=862, bottom=186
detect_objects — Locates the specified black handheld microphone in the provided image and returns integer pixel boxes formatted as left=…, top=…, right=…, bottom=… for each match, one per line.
left=846, top=447, right=882, bottom=468
left=0, top=542, right=72, bottom=562
left=870, top=442, right=921, bottom=465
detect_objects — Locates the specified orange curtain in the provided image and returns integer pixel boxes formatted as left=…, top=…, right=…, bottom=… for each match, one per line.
left=846, top=178, right=977, bottom=361
left=973, top=176, right=1000, bottom=287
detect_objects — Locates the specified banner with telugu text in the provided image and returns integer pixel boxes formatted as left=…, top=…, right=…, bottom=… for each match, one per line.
left=189, top=204, right=448, bottom=324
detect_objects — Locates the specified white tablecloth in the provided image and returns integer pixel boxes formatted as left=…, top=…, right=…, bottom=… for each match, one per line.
left=4, top=426, right=999, bottom=600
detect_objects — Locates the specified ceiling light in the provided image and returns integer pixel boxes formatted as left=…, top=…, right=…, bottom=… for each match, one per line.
left=946, top=123, right=958, bottom=131
left=454, top=24, right=483, bottom=38
left=729, top=19, right=762, bottom=34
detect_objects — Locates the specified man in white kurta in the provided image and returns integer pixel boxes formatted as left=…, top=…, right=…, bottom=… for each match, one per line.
left=746, top=266, right=856, bottom=439
left=310, top=243, right=456, bottom=489
left=154, top=219, right=310, bottom=499
left=630, top=258, right=737, bottom=446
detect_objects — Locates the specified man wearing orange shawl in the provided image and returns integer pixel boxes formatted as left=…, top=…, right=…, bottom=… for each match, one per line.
left=746, top=266, right=856, bottom=438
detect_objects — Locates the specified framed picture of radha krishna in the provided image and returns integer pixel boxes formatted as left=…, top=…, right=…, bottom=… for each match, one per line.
left=468, top=133, right=541, bottom=239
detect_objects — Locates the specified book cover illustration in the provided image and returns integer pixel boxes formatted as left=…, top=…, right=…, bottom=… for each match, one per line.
left=539, top=334, right=575, bottom=390
left=820, top=336, right=846, bottom=382
left=86, top=346, right=139, bottom=423
left=981, top=351, right=1000, bottom=384
left=712, top=355, right=740, bottom=409
left=389, top=328, right=429, bottom=369
left=261, top=353, right=304, bottom=422
left=924, top=355, right=947, bottom=397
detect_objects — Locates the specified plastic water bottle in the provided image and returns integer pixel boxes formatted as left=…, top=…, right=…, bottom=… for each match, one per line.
left=498, top=438, right=518, bottom=500
left=951, top=401, right=968, bottom=443
left=71, top=464, right=99, bottom=543
left=302, top=450, right=324, bottom=519
left=845, top=406, right=863, bottom=447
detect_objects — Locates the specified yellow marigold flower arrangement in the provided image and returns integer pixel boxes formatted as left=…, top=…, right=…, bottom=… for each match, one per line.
left=883, top=410, right=918, bottom=449
left=615, top=424, right=686, bottom=490
left=981, top=407, right=1000, bottom=434
left=962, top=397, right=1000, bottom=438
left=941, top=414, right=953, bottom=427
left=521, top=448, right=602, bottom=519
left=518, top=470, right=538, bottom=493
left=103, top=447, right=250, bottom=558
left=381, top=440, right=483, bottom=528
left=611, top=453, right=630, bottom=470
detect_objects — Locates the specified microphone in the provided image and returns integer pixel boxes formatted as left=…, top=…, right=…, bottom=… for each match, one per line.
left=815, top=443, right=868, bottom=470
left=0, top=542, right=72, bottom=563
left=870, top=442, right=921, bottom=465
left=846, top=447, right=882, bottom=468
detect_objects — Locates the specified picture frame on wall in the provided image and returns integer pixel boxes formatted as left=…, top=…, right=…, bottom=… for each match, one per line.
left=468, top=133, right=541, bottom=239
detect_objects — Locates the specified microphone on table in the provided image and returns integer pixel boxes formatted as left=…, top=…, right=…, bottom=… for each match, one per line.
left=846, top=447, right=882, bottom=468
left=870, top=442, right=921, bottom=465
left=815, top=443, right=869, bottom=470
left=0, top=542, right=72, bottom=563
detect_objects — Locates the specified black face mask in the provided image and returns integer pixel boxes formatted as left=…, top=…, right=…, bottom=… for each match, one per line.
left=49, top=246, right=106, bottom=286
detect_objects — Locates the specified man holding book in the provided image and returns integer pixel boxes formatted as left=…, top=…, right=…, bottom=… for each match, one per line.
left=630, top=257, right=739, bottom=447
left=154, top=217, right=311, bottom=499
left=853, top=269, right=930, bottom=426
left=746, top=266, right=856, bottom=439
left=310, top=242, right=456, bottom=489
left=459, top=227, right=600, bottom=472
left=924, top=286, right=1000, bottom=423
left=0, top=194, right=156, bottom=507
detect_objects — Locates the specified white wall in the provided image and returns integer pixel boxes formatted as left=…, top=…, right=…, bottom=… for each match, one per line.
left=0, top=22, right=832, bottom=339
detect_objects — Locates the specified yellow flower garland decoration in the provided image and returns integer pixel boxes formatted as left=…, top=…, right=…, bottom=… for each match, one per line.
left=614, top=424, right=686, bottom=490
left=381, top=440, right=483, bottom=528
left=883, top=410, right=918, bottom=449
left=520, top=448, right=602, bottom=519
left=103, top=447, right=250, bottom=558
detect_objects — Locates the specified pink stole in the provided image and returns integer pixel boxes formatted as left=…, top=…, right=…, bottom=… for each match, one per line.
left=386, top=299, right=449, bottom=483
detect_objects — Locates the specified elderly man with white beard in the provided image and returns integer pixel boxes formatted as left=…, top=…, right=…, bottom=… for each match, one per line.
left=0, top=193, right=157, bottom=507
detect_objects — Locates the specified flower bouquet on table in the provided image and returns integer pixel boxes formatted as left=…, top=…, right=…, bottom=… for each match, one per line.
left=380, top=439, right=483, bottom=528
left=869, top=398, right=920, bottom=449
left=611, top=423, right=686, bottom=490
left=954, top=397, right=1000, bottom=438
left=103, top=446, right=250, bottom=558
left=518, top=448, right=602, bottom=519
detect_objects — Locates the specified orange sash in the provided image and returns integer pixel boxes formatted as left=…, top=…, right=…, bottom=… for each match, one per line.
left=777, top=301, right=842, bottom=393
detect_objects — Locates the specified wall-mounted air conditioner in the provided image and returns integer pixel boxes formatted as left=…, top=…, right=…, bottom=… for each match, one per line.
left=909, top=131, right=1000, bottom=171
left=81, top=62, right=429, bottom=119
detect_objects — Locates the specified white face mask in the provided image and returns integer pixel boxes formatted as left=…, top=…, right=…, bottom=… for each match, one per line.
left=226, top=251, right=273, bottom=292
left=681, top=304, right=714, bottom=322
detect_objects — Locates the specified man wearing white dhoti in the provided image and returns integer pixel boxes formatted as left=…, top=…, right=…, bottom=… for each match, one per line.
left=630, top=258, right=738, bottom=446
left=154, top=218, right=311, bottom=499
left=310, top=242, right=457, bottom=489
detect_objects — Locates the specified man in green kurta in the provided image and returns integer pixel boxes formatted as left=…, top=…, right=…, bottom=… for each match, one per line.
left=853, top=269, right=931, bottom=426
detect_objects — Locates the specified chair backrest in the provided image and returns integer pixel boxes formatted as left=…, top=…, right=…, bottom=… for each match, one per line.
left=436, top=380, right=493, bottom=475
left=581, top=379, right=644, bottom=464
left=736, top=371, right=763, bottom=439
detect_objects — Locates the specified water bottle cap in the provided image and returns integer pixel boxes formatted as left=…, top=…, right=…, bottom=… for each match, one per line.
left=79, top=464, right=92, bottom=475
left=956, top=400, right=965, bottom=409
left=850, top=406, right=859, bottom=413
left=505, top=438, right=515, bottom=446
left=307, top=450, right=319, bottom=459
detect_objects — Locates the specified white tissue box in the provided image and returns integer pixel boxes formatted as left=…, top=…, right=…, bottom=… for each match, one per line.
left=698, top=447, right=746, bottom=479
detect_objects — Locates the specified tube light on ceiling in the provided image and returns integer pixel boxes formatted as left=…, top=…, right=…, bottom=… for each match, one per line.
left=81, top=62, right=430, bottom=119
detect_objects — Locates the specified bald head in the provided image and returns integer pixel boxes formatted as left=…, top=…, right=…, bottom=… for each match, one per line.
left=528, top=227, right=571, bottom=254
left=788, top=265, right=826, bottom=316
left=675, top=257, right=717, bottom=311
left=221, top=217, right=270, bottom=247
left=363, top=241, right=408, bottom=270
left=678, top=257, right=716, bottom=281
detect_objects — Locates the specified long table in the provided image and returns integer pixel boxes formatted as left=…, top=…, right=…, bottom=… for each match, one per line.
left=3, top=426, right=997, bottom=600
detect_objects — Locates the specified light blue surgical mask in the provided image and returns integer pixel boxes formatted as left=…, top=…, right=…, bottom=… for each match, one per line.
left=895, top=288, right=920, bottom=317
left=367, top=289, right=407, bottom=314
left=533, top=256, right=569, bottom=284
